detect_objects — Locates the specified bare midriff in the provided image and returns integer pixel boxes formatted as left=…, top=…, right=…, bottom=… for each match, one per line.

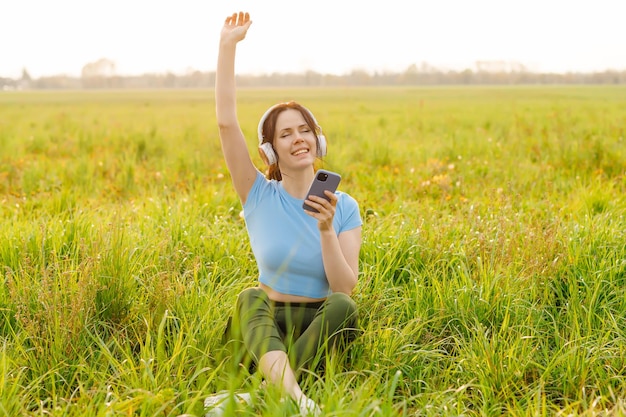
left=259, top=283, right=327, bottom=303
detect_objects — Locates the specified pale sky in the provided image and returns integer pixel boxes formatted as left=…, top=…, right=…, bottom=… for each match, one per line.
left=2, top=0, right=625, bottom=79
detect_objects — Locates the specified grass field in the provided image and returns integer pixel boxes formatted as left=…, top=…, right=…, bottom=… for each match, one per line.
left=1, top=86, right=625, bottom=416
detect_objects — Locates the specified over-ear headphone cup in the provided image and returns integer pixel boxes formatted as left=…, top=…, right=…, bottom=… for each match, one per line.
left=259, top=142, right=277, bottom=165
left=317, top=135, right=327, bottom=157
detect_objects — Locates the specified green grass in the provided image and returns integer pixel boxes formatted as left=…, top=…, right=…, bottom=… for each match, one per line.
left=1, top=86, right=625, bottom=416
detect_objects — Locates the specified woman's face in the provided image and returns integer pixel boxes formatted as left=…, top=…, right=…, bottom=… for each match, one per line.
left=273, top=108, right=318, bottom=171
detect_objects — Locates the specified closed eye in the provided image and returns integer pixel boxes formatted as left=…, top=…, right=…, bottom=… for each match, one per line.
left=278, top=128, right=292, bottom=138
left=278, top=125, right=312, bottom=138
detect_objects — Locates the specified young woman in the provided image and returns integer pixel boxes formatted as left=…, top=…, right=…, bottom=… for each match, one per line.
left=213, top=11, right=362, bottom=415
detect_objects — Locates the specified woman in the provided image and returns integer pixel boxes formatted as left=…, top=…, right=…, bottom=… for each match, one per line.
left=213, top=11, right=362, bottom=415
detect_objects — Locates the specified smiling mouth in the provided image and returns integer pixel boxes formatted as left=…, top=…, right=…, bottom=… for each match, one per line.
left=292, top=149, right=309, bottom=156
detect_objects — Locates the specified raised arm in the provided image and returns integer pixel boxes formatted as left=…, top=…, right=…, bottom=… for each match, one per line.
left=215, top=12, right=257, bottom=203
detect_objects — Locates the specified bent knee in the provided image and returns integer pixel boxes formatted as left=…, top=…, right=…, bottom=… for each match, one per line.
left=328, top=292, right=358, bottom=317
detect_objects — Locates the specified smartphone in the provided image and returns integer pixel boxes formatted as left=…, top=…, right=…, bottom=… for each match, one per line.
left=303, top=169, right=341, bottom=213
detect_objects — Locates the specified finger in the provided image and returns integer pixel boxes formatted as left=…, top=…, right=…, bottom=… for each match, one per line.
left=322, top=191, right=338, bottom=206
left=305, top=198, right=330, bottom=213
left=303, top=208, right=319, bottom=219
left=304, top=199, right=321, bottom=210
left=237, top=11, right=250, bottom=25
left=307, top=196, right=329, bottom=207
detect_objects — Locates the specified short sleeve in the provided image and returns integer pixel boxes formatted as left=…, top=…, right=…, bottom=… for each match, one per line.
left=335, top=192, right=362, bottom=233
left=243, top=170, right=268, bottom=213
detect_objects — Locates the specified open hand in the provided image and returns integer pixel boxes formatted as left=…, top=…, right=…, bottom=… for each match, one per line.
left=220, top=12, right=252, bottom=43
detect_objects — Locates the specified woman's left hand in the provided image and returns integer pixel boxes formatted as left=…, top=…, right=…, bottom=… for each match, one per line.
left=304, top=191, right=337, bottom=231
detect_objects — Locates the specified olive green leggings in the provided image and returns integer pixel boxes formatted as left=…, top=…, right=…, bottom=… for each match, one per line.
left=226, top=287, right=359, bottom=373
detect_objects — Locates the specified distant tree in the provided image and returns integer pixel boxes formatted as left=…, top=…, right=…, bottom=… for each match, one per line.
left=17, top=67, right=33, bottom=89
left=81, top=58, right=116, bottom=88
left=81, top=58, right=116, bottom=78
left=21, top=68, right=32, bottom=82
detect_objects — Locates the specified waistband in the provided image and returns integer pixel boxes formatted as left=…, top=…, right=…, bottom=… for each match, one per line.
left=271, top=300, right=325, bottom=309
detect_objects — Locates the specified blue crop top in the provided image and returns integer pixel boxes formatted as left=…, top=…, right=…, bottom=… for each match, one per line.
left=243, top=170, right=362, bottom=298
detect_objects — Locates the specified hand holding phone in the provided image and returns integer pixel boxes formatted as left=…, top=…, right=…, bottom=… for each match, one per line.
left=303, top=169, right=341, bottom=213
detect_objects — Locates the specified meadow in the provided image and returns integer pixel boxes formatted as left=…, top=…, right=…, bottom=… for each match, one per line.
left=1, top=86, right=625, bottom=416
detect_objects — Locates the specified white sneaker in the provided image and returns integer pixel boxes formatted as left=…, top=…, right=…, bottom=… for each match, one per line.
left=204, top=392, right=252, bottom=416
left=298, top=396, right=321, bottom=417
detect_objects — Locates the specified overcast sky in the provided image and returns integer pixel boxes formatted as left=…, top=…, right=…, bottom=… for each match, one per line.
left=2, top=0, right=625, bottom=79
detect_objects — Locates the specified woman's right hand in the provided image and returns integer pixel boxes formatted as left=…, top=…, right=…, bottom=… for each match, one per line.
left=220, top=12, right=252, bottom=44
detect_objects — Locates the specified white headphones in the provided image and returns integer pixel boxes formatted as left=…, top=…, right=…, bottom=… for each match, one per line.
left=257, top=103, right=327, bottom=166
